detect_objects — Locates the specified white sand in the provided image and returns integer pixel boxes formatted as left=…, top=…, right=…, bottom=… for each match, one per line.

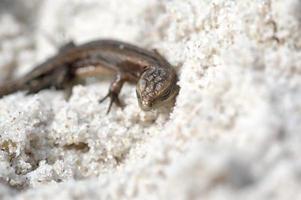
left=0, top=0, right=301, bottom=199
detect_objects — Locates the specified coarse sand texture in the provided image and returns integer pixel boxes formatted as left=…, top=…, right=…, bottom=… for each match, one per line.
left=0, top=0, right=301, bottom=199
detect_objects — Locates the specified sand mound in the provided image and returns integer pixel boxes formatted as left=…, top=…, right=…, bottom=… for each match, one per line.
left=0, top=0, right=300, bottom=199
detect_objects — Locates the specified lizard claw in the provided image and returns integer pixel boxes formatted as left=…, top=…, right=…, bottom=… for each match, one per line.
left=99, top=91, right=124, bottom=114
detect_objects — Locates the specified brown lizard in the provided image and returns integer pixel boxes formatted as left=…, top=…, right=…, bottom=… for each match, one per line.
left=0, top=40, right=179, bottom=113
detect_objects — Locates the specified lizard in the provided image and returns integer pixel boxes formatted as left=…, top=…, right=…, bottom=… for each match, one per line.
left=0, top=40, right=179, bottom=113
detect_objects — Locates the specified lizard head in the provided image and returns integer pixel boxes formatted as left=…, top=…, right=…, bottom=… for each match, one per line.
left=136, top=67, right=179, bottom=111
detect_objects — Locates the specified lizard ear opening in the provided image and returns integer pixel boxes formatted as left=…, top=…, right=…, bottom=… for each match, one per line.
left=142, top=66, right=148, bottom=73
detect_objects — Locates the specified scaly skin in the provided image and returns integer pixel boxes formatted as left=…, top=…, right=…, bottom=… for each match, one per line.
left=0, top=40, right=179, bottom=113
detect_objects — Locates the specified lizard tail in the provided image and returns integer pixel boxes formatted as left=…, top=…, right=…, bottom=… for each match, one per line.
left=0, top=81, right=24, bottom=98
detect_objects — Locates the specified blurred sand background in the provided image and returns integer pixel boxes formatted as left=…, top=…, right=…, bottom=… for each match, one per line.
left=0, top=0, right=301, bottom=199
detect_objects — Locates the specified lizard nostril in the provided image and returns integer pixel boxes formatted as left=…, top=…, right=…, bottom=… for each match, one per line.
left=140, top=100, right=152, bottom=111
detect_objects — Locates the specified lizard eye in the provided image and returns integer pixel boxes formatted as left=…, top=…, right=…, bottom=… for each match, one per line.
left=136, top=90, right=141, bottom=99
left=138, top=78, right=146, bottom=91
left=161, top=89, right=171, bottom=100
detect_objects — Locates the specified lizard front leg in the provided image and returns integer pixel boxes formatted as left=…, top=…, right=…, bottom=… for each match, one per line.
left=74, top=59, right=138, bottom=114
left=99, top=73, right=126, bottom=114
left=99, top=72, right=138, bottom=114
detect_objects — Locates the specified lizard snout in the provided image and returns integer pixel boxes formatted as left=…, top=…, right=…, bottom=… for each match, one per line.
left=139, top=99, right=153, bottom=111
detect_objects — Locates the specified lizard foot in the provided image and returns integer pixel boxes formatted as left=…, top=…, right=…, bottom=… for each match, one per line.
left=99, top=91, right=124, bottom=114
